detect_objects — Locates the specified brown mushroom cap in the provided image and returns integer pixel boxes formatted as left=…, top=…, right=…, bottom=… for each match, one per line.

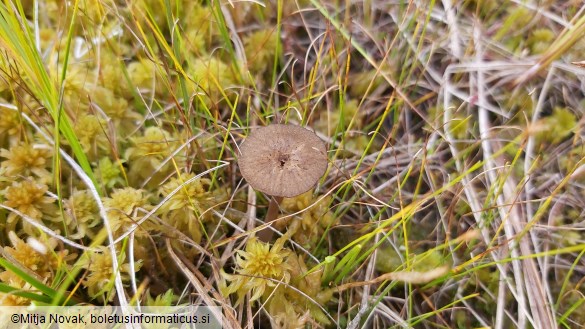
left=238, top=124, right=328, bottom=198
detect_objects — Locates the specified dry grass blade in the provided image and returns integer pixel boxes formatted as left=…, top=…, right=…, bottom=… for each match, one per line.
left=1, top=0, right=584, bottom=327
left=165, top=238, right=240, bottom=329
left=514, top=7, right=585, bottom=86
left=334, top=266, right=450, bottom=292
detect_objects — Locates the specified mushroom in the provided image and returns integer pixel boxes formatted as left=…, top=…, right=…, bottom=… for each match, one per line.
left=238, top=124, right=328, bottom=241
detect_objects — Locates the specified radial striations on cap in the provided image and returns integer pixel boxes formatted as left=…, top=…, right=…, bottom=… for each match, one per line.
left=238, top=124, right=328, bottom=198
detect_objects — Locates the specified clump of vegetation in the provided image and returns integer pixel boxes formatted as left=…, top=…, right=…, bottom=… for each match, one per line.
left=0, top=0, right=584, bottom=328
left=276, top=190, right=337, bottom=247
left=79, top=247, right=140, bottom=302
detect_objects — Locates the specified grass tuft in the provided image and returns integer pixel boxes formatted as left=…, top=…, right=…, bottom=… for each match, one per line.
left=0, top=0, right=584, bottom=327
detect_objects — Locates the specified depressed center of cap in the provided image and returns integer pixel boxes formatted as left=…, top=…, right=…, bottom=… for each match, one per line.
left=238, top=124, right=328, bottom=198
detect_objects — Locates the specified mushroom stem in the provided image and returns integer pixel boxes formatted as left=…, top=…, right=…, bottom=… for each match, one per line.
left=257, top=196, right=283, bottom=242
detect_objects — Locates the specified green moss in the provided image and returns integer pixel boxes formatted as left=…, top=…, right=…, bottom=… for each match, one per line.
left=494, top=6, right=533, bottom=41
left=1, top=0, right=583, bottom=325
left=188, top=56, right=238, bottom=107
left=349, top=69, right=388, bottom=98
left=374, top=245, right=403, bottom=273
left=535, top=107, right=577, bottom=145
left=96, top=157, right=125, bottom=190
left=528, top=28, right=555, bottom=54
left=243, top=28, right=280, bottom=77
